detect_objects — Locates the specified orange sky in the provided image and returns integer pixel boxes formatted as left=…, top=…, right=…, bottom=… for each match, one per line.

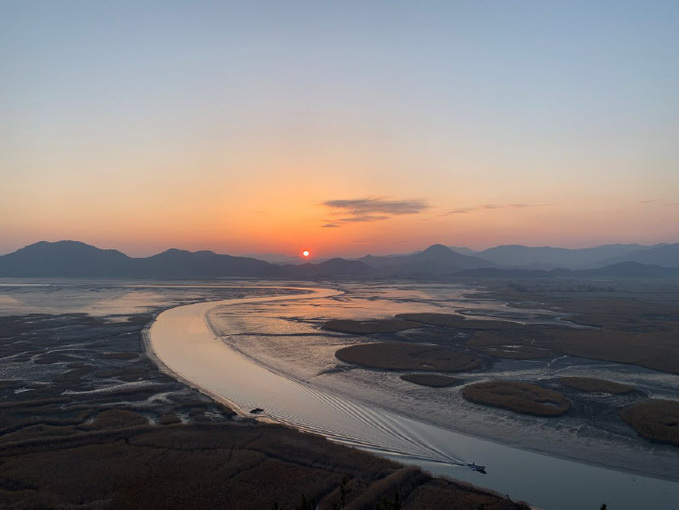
left=2, top=2, right=678, bottom=257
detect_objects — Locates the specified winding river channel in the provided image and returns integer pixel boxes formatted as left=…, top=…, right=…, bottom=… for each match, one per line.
left=147, top=286, right=679, bottom=510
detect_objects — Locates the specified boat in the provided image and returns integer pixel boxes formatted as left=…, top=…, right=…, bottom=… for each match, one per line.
left=467, top=462, right=487, bottom=474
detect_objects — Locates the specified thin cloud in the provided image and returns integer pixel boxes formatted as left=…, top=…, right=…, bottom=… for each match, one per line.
left=339, top=215, right=389, bottom=223
left=322, top=197, right=429, bottom=227
left=445, top=203, right=532, bottom=215
left=324, top=197, right=429, bottom=216
left=321, top=223, right=340, bottom=228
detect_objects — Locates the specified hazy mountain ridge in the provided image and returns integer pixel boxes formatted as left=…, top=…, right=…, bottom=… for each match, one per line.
left=0, top=241, right=281, bottom=278
left=468, top=243, right=657, bottom=269
left=458, top=262, right=679, bottom=279
left=281, top=258, right=377, bottom=278
left=0, top=241, right=135, bottom=277
left=359, top=244, right=495, bottom=276
left=599, top=243, right=679, bottom=268
left=0, top=240, right=677, bottom=278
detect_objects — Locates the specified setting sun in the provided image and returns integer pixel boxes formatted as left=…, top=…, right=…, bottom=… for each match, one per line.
left=302, top=250, right=310, bottom=257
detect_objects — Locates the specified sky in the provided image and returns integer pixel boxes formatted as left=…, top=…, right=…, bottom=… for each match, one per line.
left=2, top=1, right=678, bottom=258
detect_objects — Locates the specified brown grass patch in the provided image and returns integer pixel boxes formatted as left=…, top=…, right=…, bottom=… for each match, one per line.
left=477, top=285, right=679, bottom=375
left=620, top=399, right=679, bottom=447
left=560, top=377, right=634, bottom=394
left=396, top=313, right=521, bottom=330
left=400, top=374, right=463, bottom=388
left=322, top=319, right=420, bottom=334
left=88, top=409, right=150, bottom=430
left=336, top=342, right=482, bottom=372
left=548, top=328, right=679, bottom=374
left=462, top=381, right=570, bottom=417
left=0, top=423, right=529, bottom=509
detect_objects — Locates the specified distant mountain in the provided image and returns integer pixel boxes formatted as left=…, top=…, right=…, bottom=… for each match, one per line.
left=134, top=248, right=280, bottom=277
left=283, top=258, right=377, bottom=278
left=2, top=240, right=678, bottom=279
left=584, top=262, right=679, bottom=277
left=360, top=244, right=494, bottom=276
left=447, top=246, right=478, bottom=256
left=0, top=241, right=134, bottom=277
left=600, top=243, right=679, bottom=268
left=474, top=244, right=650, bottom=269
left=240, top=253, right=304, bottom=264
left=456, top=267, right=558, bottom=278
left=0, top=241, right=280, bottom=278
left=457, top=262, right=679, bottom=279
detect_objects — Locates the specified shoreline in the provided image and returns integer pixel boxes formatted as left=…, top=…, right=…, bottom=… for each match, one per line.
left=144, top=286, right=337, bottom=419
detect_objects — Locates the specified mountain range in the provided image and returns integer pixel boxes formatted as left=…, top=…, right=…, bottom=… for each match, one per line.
left=465, top=243, right=678, bottom=269
left=0, top=240, right=677, bottom=279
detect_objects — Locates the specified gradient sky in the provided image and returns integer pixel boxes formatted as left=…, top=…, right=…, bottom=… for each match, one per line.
left=2, top=1, right=678, bottom=258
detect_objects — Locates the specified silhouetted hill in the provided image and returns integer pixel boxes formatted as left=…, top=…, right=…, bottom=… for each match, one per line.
left=136, top=248, right=279, bottom=277
left=584, top=262, right=679, bottom=277
left=475, top=244, right=649, bottom=269
left=360, top=244, right=494, bottom=276
left=283, top=258, right=377, bottom=278
left=457, top=262, right=679, bottom=279
left=0, top=241, right=280, bottom=278
left=601, top=243, right=679, bottom=268
left=456, top=267, right=556, bottom=278
left=448, top=246, right=478, bottom=256
left=0, top=241, right=134, bottom=277
left=3, top=241, right=678, bottom=279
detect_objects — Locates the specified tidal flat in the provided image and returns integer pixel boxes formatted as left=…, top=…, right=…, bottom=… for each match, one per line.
left=0, top=279, right=529, bottom=509
left=207, top=279, right=679, bottom=496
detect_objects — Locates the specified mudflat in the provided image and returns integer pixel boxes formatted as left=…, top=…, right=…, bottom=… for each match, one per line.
left=0, top=292, right=527, bottom=509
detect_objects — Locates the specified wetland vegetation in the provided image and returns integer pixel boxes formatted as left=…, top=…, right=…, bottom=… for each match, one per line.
left=559, top=377, right=635, bottom=395
left=461, top=381, right=571, bottom=417
left=620, top=400, right=679, bottom=447
left=335, top=342, right=482, bottom=372
left=399, top=374, right=464, bottom=388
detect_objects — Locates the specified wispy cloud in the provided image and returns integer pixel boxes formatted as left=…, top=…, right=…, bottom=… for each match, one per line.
left=339, top=214, right=389, bottom=222
left=444, top=203, right=533, bottom=215
left=322, top=197, right=429, bottom=226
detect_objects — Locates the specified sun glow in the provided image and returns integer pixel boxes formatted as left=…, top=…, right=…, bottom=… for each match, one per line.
left=302, top=250, right=310, bottom=257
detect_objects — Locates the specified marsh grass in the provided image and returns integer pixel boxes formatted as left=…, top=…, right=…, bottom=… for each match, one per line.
left=336, top=342, right=482, bottom=372
left=462, top=381, right=570, bottom=417
left=396, top=313, right=520, bottom=330
left=559, top=377, right=635, bottom=394
left=399, top=374, right=463, bottom=388
left=0, top=422, right=529, bottom=509
left=322, top=319, right=420, bottom=334
left=620, top=399, right=679, bottom=447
